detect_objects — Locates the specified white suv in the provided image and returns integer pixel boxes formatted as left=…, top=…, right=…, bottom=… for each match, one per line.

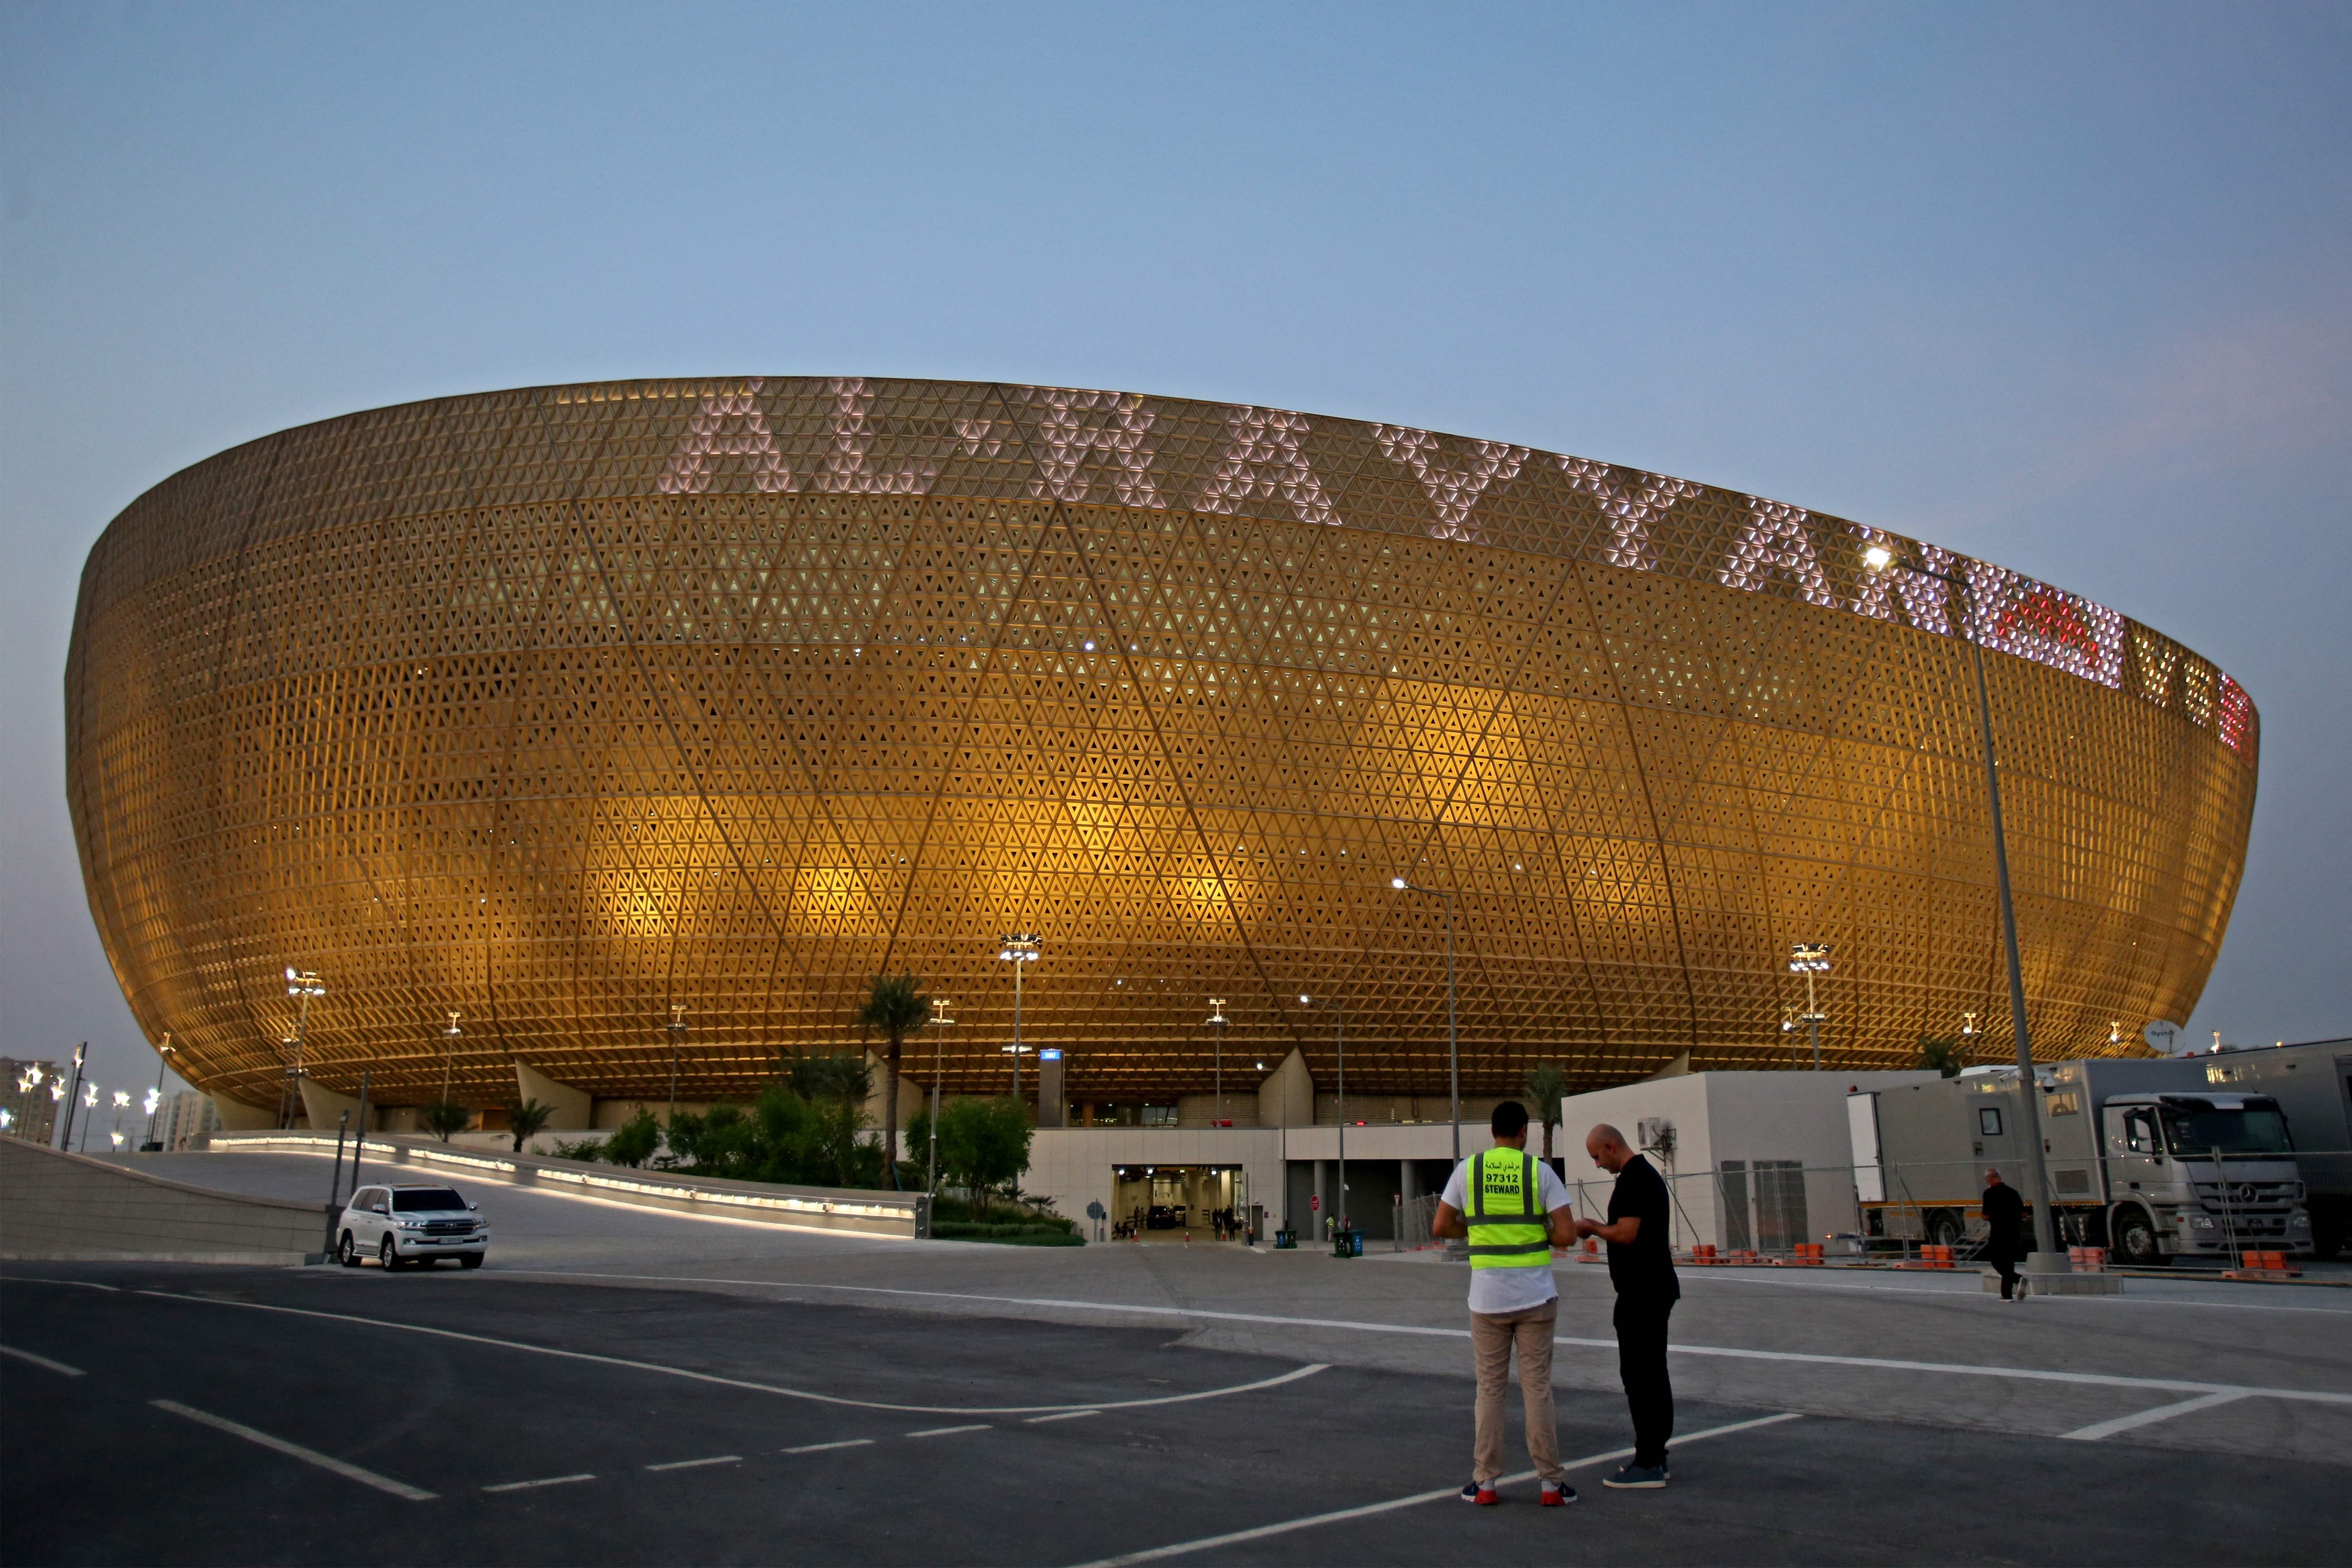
left=336, top=1183, right=489, bottom=1270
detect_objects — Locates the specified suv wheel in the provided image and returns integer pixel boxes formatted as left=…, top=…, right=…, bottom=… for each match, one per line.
left=338, top=1231, right=360, bottom=1268
left=460, top=1253, right=484, bottom=1270
left=379, top=1235, right=403, bottom=1271
left=2112, top=1205, right=2163, bottom=1268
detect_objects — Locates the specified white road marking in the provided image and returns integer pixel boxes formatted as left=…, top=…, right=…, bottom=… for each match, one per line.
left=906, top=1424, right=990, bottom=1438
left=1685, top=1270, right=2352, bottom=1316
left=784, top=1439, right=874, bottom=1454
left=130, top=1288, right=1329, bottom=1415
left=1069, top=1412, right=1805, bottom=1566
left=1, top=1343, right=86, bottom=1377
left=1026, top=1410, right=1099, bottom=1423
left=646, top=1455, right=741, bottom=1471
left=2061, top=1391, right=2251, bottom=1442
left=4, top=1277, right=120, bottom=1293
left=483, top=1473, right=596, bottom=1493
left=499, top=1271, right=2352, bottom=1409
left=151, top=1399, right=437, bottom=1500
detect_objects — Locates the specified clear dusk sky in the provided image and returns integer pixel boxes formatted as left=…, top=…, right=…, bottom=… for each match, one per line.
left=2, top=2, right=2345, bottom=1112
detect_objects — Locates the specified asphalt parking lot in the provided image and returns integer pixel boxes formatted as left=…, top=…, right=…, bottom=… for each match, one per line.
left=3, top=1259, right=2343, bottom=1567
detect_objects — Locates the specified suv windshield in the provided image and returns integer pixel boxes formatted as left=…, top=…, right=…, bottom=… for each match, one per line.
left=392, top=1188, right=469, bottom=1212
left=2159, top=1102, right=2291, bottom=1157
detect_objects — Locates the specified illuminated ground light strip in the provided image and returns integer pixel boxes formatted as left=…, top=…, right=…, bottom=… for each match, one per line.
left=218, top=1134, right=913, bottom=1222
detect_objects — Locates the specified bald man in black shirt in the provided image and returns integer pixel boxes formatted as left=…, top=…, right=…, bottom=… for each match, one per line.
left=1576, top=1123, right=1680, bottom=1488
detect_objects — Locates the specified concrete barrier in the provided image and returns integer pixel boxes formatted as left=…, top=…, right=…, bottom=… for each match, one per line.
left=208, top=1132, right=930, bottom=1239
left=0, top=1138, right=325, bottom=1264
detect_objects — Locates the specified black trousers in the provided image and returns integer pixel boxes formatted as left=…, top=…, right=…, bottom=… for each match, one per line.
left=1989, top=1247, right=2020, bottom=1298
left=1612, top=1293, right=1676, bottom=1468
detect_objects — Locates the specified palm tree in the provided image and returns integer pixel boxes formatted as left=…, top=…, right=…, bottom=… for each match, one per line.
left=859, top=972, right=929, bottom=1190
left=1523, top=1062, right=1569, bottom=1165
left=421, top=1099, right=471, bottom=1143
left=509, top=1098, right=557, bottom=1152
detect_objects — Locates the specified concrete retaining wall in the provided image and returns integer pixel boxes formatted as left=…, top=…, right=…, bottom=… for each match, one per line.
left=209, top=1132, right=930, bottom=1239
left=0, top=1137, right=325, bottom=1263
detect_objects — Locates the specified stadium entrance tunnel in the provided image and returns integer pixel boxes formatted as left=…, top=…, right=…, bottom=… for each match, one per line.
left=1109, top=1164, right=1251, bottom=1241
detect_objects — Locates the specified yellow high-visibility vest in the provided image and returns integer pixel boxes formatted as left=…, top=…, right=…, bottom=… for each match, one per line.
left=1465, top=1148, right=1551, bottom=1269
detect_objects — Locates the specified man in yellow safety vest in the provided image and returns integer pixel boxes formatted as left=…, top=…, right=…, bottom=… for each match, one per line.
left=1432, top=1099, right=1580, bottom=1506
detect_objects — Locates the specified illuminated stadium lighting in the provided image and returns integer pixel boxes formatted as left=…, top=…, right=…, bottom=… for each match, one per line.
left=64, top=380, right=2256, bottom=1125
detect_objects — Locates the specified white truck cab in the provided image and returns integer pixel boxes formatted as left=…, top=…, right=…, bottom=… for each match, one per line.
left=2102, top=1091, right=2308, bottom=1266
left=336, top=1183, right=489, bottom=1270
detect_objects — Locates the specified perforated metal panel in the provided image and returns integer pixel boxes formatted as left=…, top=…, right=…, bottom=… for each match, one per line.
left=65, top=378, right=2257, bottom=1110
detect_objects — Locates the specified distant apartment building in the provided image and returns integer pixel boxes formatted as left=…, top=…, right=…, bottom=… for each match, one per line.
left=1, top=1058, right=63, bottom=1146
left=154, top=1090, right=223, bottom=1151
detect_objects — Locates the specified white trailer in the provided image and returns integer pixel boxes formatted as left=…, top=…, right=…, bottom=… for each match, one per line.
left=1848, top=1057, right=2312, bottom=1265
left=2188, top=1038, right=2352, bottom=1257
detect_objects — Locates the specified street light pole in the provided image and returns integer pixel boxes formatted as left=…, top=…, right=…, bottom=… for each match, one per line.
left=59, top=1042, right=87, bottom=1152
left=1784, top=944, right=1830, bottom=1069
left=1299, top=995, right=1346, bottom=1237
left=1206, top=999, right=1228, bottom=1126
left=281, top=969, right=324, bottom=1129
left=144, top=1035, right=173, bottom=1147
left=925, top=997, right=955, bottom=1194
left=996, top=934, right=1041, bottom=1107
left=441, top=1011, right=462, bottom=1105
left=665, top=1004, right=686, bottom=1128
left=1389, top=880, right=1460, bottom=1167
left=1866, top=545, right=2060, bottom=1266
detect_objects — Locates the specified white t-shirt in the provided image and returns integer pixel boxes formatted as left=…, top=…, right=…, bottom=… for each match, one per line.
left=1441, top=1149, right=1572, bottom=1316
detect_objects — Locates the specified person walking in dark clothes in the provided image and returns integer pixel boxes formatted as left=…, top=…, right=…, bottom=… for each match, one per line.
left=1982, top=1168, right=2027, bottom=1300
left=1575, top=1123, right=1680, bottom=1488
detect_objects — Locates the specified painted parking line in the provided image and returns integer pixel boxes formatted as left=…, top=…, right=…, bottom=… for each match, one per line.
left=523, top=1272, right=2352, bottom=1410
left=906, top=1424, right=991, bottom=1438
left=2062, top=1392, right=2250, bottom=1442
left=1069, top=1412, right=1806, bottom=1567
left=784, top=1438, right=874, bottom=1455
left=647, top=1455, right=742, bottom=1471
left=1026, top=1410, right=1099, bottom=1424
left=130, top=1288, right=1329, bottom=1415
left=151, top=1399, right=437, bottom=1501
left=483, top=1473, right=596, bottom=1493
left=1, top=1343, right=87, bottom=1377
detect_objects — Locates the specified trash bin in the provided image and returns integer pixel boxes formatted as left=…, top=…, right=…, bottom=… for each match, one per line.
left=1332, top=1228, right=1362, bottom=1258
left=1274, top=1228, right=1297, bottom=1250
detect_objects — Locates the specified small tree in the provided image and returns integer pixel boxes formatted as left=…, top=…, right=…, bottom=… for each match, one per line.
left=1919, top=1035, right=1966, bottom=1078
left=858, top=972, right=929, bottom=1191
left=509, top=1098, right=557, bottom=1153
left=602, top=1108, right=661, bottom=1167
left=421, top=1100, right=471, bottom=1143
left=937, top=1097, right=1032, bottom=1214
left=1523, top=1062, right=1569, bottom=1164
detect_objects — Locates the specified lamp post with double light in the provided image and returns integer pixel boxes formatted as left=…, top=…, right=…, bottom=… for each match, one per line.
left=281, top=968, right=325, bottom=1129
left=997, top=934, right=1041, bottom=1107
left=1782, top=943, right=1831, bottom=1069
left=1862, top=542, right=2059, bottom=1267
left=143, top=1035, right=173, bottom=1148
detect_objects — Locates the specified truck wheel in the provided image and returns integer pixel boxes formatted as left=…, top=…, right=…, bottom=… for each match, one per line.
left=2111, top=1206, right=2162, bottom=1268
left=1926, top=1211, right=1964, bottom=1249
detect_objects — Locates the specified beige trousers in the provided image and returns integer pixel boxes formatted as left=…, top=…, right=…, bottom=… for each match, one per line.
left=1470, top=1298, right=1561, bottom=1483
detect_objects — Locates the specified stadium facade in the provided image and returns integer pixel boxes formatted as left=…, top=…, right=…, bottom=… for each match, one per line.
left=66, top=379, right=2257, bottom=1118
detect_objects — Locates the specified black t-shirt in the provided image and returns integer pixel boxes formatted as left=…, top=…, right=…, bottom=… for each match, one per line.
left=1606, top=1154, right=1680, bottom=1302
left=1981, top=1181, right=2024, bottom=1239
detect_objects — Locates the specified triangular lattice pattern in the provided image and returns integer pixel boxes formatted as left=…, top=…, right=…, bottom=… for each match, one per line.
left=64, top=379, right=2259, bottom=1109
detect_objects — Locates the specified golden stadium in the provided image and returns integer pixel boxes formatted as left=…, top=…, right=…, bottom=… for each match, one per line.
left=65, top=378, right=2257, bottom=1117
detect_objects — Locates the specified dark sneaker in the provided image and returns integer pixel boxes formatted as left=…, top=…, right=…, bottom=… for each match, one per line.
left=1460, top=1480, right=1499, bottom=1505
left=1540, top=1481, right=1577, bottom=1506
left=1602, top=1463, right=1667, bottom=1489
